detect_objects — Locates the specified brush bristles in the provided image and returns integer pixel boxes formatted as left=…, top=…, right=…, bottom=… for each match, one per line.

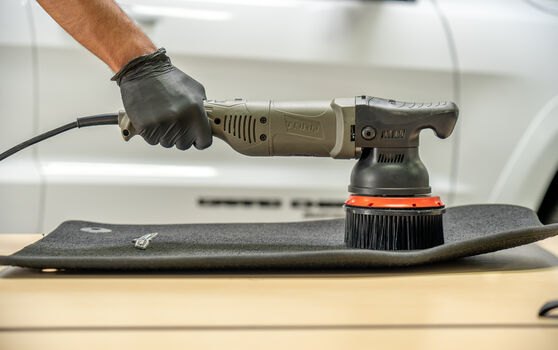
left=344, top=207, right=444, bottom=250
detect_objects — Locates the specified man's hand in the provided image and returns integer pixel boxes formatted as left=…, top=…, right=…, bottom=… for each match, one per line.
left=37, top=1, right=212, bottom=150
left=112, top=49, right=212, bottom=150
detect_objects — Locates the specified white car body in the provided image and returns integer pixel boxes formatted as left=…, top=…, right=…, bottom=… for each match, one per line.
left=1, top=0, right=557, bottom=233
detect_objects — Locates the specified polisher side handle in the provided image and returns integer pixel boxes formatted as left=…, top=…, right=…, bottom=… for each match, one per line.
left=354, top=96, right=458, bottom=148
left=204, top=99, right=356, bottom=158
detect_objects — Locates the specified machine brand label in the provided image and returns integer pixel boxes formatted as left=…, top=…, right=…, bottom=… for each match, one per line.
left=285, top=116, right=323, bottom=139
left=381, top=129, right=406, bottom=139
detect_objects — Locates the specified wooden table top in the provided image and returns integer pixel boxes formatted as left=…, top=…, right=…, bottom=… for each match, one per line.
left=1, top=233, right=557, bottom=349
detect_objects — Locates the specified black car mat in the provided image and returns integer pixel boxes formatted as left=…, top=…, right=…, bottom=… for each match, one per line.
left=1, top=204, right=558, bottom=270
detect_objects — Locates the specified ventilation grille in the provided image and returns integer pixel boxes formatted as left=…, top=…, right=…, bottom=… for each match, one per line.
left=223, top=115, right=256, bottom=143
left=377, top=153, right=404, bottom=163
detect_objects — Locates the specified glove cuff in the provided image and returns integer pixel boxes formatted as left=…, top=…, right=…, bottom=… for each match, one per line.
left=111, top=48, right=172, bottom=86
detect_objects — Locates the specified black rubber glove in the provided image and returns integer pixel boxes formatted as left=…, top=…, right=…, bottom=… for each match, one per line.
left=111, top=48, right=212, bottom=150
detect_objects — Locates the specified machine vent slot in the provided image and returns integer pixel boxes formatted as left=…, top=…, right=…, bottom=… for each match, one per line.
left=377, top=153, right=404, bottom=163
left=225, top=115, right=231, bottom=133
left=242, top=115, right=247, bottom=141
left=247, top=115, right=253, bottom=143
left=223, top=115, right=254, bottom=143
left=252, top=118, right=257, bottom=142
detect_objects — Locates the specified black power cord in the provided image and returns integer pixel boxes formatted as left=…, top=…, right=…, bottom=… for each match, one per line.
left=0, top=113, right=119, bottom=162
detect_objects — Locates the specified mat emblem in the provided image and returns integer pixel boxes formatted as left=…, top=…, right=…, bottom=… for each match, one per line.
left=80, top=227, right=112, bottom=233
left=132, top=232, right=159, bottom=250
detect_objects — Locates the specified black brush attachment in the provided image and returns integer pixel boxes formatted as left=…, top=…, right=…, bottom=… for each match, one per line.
left=344, top=205, right=445, bottom=250
left=345, top=96, right=458, bottom=251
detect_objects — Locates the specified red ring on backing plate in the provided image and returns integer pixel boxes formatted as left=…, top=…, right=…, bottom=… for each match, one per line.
left=345, top=195, right=444, bottom=208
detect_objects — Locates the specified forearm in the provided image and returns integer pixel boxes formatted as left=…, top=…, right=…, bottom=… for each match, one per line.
left=37, top=0, right=156, bottom=72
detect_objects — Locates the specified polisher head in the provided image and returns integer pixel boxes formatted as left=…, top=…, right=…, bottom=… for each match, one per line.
left=347, top=96, right=456, bottom=250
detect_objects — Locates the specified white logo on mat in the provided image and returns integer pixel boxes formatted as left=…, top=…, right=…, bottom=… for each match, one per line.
left=132, top=232, right=159, bottom=250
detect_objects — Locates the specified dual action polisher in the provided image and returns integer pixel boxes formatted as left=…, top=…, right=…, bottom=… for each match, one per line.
left=0, top=96, right=458, bottom=251
left=120, top=96, right=458, bottom=250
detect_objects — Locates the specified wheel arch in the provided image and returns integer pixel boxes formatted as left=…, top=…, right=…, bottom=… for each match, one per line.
left=489, top=94, right=558, bottom=211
